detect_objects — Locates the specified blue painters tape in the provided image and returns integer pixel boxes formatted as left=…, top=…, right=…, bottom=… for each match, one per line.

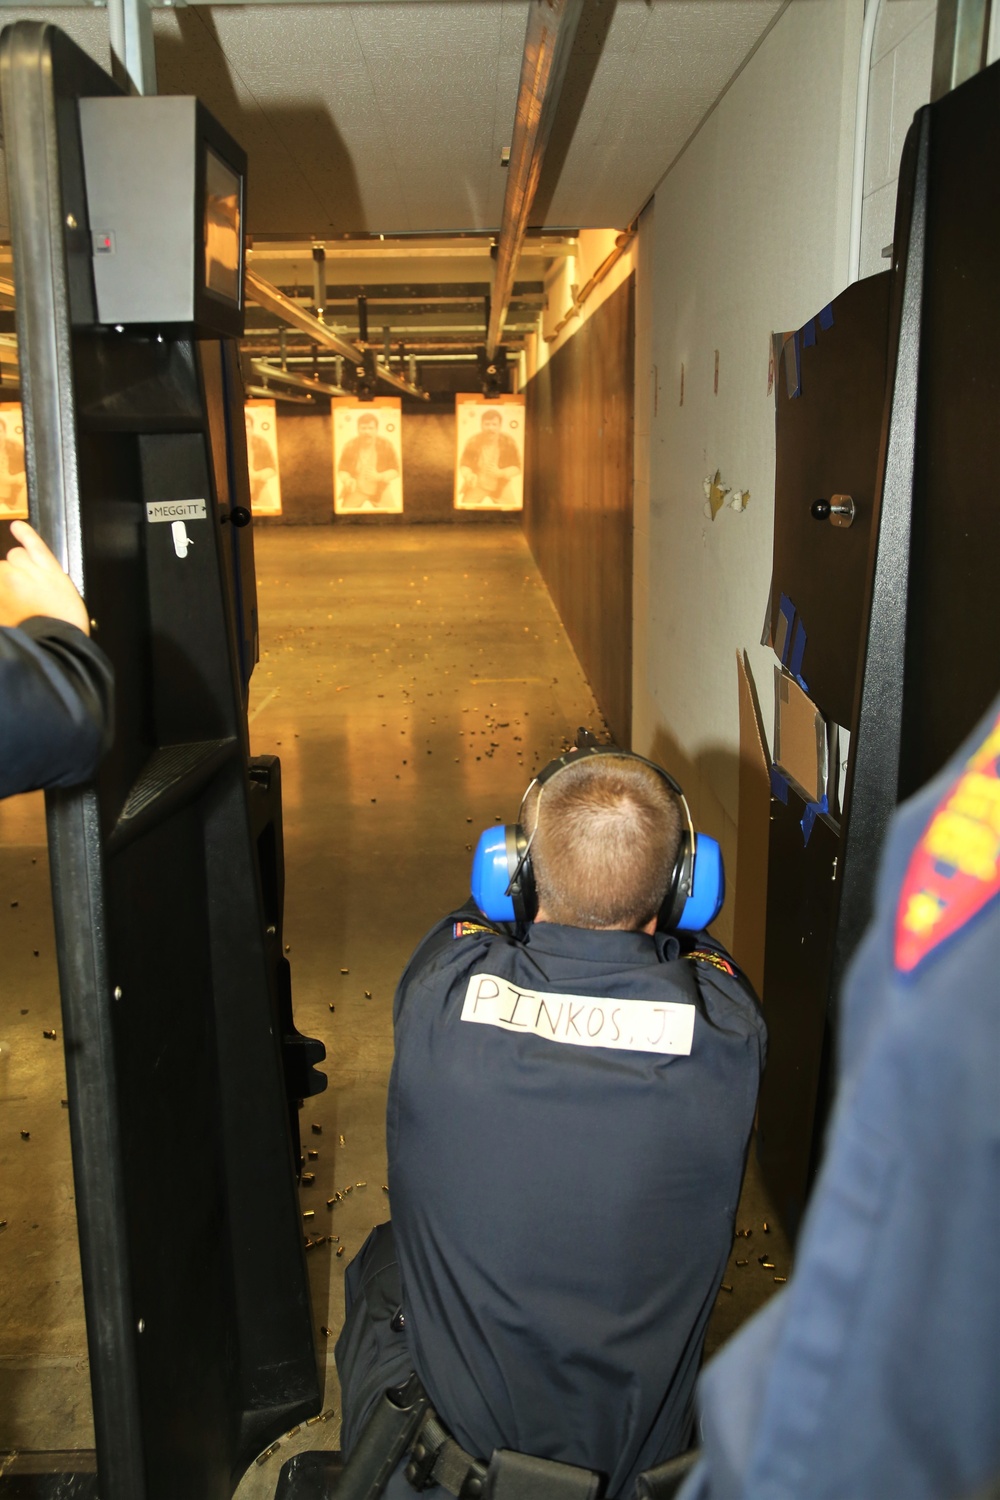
left=818, top=303, right=834, bottom=331
left=770, top=766, right=790, bottom=804
left=789, top=618, right=808, bottom=691
left=802, top=318, right=817, bottom=348
left=801, top=794, right=829, bottom=847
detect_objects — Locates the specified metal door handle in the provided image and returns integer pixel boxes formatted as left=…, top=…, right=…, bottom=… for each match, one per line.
left=810, top=494, right=855, bottom=528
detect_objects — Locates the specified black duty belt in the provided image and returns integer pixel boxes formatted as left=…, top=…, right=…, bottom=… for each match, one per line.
left=333, top=1372, right=698, bottom=1500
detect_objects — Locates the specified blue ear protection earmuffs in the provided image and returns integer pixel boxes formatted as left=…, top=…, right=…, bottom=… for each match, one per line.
left=470, top=732, right=725, bottom=932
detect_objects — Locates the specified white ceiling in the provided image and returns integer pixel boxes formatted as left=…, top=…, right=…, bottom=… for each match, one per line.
left=0, top=1, right=785, bottom=239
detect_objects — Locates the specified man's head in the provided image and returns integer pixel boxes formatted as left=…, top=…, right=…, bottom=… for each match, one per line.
left=358, top=413, right=378, bottom=437
left=480, top=409, right=502, bottom=431
left=524, top=756, right=683, bottom=931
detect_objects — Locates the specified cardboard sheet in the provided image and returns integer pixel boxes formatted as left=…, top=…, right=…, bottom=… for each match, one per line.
left=773, top=668, right=827, bottom=805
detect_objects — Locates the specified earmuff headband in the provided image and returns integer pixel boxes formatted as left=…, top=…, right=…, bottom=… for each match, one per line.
left=470, top=730, right=724, bottom=932
left=524, top=740, right=699, bottom=901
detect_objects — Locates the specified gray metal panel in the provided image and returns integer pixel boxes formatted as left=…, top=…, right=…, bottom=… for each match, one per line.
left=79, top=95, right=198, bottom=324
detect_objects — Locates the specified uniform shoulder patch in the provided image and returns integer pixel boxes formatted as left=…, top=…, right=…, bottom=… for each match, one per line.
left=684, top=949, right=736, bottom=978
left=453, top=920, right=498, bottom=940
left=895, top=709, right=1000, bottom=974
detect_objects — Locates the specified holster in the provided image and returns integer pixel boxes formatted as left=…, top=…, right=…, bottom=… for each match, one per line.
left=334, top=1373, right=429, bottom=1500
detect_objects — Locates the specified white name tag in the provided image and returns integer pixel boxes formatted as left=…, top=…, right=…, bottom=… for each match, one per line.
left=145, top=499, right=207, bottom=523
left=461, top=973, right=694, bottom=1056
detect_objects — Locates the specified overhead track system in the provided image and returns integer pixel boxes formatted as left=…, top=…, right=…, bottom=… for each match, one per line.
left=486, top=0, right=584, bottom=359
left=245, top=384, right=315, bottom=405
left=245, top=268, right=430, bottom=400
left=250, top=357, right=346, bottom=400
left=245, top=269, right=363, bottom=364
left=372, top=357, right=430, bottom=401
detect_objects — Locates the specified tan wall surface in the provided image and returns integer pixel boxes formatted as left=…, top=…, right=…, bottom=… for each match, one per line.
left=523, top=275, right=634, bottom=746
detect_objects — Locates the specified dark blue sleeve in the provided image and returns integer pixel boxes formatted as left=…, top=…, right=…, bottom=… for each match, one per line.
left=0, top=617, right=114, bottom=799
left=392, top=897, right=516, bottom=1024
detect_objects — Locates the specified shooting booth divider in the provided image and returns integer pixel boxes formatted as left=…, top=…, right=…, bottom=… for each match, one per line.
left=1, top=22, right=327, bottom=1499
left=755, top=60, right=1000, bottom=1239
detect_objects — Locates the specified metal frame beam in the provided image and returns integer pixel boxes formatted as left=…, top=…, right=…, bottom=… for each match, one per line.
left=250, top=357, right=347, bottom=400
left=486, top=0, right=583, bottom=358
left=107, top=0, right=156, bottom=95
left=245, top=269, right=363, bottom=363
left=931, top=0, right=994, bottom=98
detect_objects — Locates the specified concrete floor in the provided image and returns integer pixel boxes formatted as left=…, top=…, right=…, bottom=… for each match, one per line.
left=0, top=524, right=789, bottom=1496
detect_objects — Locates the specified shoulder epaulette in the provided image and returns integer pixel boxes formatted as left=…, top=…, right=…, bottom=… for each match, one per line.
left=453, top=920, right=499, bottom=940
left=896, top=708, right=1000, bottom=973
left=684, top=948, right=736, bottom=977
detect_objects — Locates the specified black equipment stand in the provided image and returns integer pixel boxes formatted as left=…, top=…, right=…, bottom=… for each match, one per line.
left=1, top=22, right=326, bottom=1499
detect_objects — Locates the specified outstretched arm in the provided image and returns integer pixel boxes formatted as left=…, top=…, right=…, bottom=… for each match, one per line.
left=0, top=522, right=113, bottom=798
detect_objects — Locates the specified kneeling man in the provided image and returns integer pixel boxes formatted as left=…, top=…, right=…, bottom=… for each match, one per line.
left=337, top=747, right=766, bottom=1498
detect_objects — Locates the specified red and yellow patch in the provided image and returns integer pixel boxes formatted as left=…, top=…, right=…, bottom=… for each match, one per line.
left=453, top=920, right=498, bottom=940
left=685, top=949, right=736, bottom=977
left=895, top=711, right=1000, bottom=973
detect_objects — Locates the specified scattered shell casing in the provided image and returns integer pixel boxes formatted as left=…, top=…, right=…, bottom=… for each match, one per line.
left=355, top=1181, right=367, bottom=1188
left=735, top=1258, right=749, bottom=1267
left=42, top=1029, right=57, bottom=1040
left=302, top=1210, right=315, bottom=1220
left=719, top=1284, right=734, bottom=1294
left=759, top=1260, right=776, bottom=1270
left=311, top=1123, right=322, bottom=1135
left=301, top=1172, right=315, bottom=1185
left=773, top=1275, right=788, bottom=1283
left=336, top=1245, right=345, bottom=1257
left=339, top=1135, right=346, bottom=1145
left=256, top=1443, right=281, bottom=1465
left=319, top=1327, right=331, bottom=1339
left=308, top=1149, right=319, bottom=1160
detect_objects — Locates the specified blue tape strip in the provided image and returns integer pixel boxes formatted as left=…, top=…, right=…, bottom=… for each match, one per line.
left=801, top=794, right=829, bottom=846
left=789, top=618, right=808, bottom=690
left=777, top=594, right=796, bottom=666
left=818, top=303, right=834, bottom=331
left=770, top=766, right=789, bottom=804
left=802, top=318, right=817, bottom=348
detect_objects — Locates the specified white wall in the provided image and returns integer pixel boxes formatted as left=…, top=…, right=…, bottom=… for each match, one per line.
left=859, top=0, right=937, bottom=278
left=632, top=0, right=864, bottom=942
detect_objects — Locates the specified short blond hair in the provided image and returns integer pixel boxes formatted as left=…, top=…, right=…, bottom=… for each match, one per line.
left=526, top=756, right=683, bottom=930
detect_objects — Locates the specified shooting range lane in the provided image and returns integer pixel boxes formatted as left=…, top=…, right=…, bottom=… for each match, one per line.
left=0, top=522, right=788, bottom=1486
left=237, top=522, right=604, bottom=1491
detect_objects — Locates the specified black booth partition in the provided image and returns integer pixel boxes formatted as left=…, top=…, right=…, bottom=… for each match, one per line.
left=756, top=60, right=1000, bottom=1237
left=1, top=23, right=325, bottom=1499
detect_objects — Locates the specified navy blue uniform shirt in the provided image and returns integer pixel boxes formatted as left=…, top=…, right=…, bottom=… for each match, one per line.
left=388, top=909, right=766, bottom=1498
left=680, top=695, right=1000, bottom=1500
left=0, top=617, right=113, bottom=799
